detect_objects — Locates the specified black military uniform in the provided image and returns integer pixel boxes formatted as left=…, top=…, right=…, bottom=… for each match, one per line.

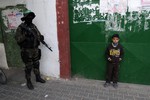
left=15, top=10, right=45, bottom=90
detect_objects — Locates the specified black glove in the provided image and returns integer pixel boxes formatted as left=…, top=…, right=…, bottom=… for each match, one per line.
left=40, top=35, right=44, bottom=41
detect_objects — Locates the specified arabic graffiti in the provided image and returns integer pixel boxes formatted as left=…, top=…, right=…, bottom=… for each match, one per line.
left=72, top=0, right=150, bottom=32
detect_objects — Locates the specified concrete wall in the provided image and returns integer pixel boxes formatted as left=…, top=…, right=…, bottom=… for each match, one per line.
left=0, top=0, right=25, bottom=8
left=0, top=0, right=60, bottom=78
left=26, top=0, right=59, bottom=78
left=0, top=43, right=8, bottom=69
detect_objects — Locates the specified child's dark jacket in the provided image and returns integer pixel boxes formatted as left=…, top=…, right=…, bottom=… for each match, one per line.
left=106, top=43, right=124, bottom=63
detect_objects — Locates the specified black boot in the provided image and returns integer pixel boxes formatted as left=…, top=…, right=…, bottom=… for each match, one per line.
left=27, top=80, right=34, bottom=90
left=25, top=68, right=34, bottom=90
left=33, top=68, right=46, bottom=83
left=36, top=75, right=46, bottom=83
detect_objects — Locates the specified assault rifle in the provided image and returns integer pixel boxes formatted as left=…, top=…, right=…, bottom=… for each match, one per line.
left=20, top=24, right=53, bottom=52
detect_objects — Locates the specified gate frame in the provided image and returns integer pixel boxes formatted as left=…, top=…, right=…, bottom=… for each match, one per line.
left=56, top=0, right=71, bottom=79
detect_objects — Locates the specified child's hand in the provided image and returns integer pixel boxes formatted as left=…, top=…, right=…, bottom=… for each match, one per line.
left=108, top=57, right=112, bottom=61
left=119, top=58, right=122, bottom=61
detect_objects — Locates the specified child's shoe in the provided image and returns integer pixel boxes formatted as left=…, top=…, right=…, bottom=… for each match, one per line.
left=113, top=83, right=118, bottom=88
left=104, top=82, right=110, bottom=87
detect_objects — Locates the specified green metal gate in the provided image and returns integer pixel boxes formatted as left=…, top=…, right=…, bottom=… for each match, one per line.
left=69, top=0, right=150, bottom=85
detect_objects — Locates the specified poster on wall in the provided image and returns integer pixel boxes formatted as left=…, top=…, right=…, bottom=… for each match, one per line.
left=100, top=0, right=127, bottom=14
left=2, top=9, right=23, bottom=30
left=141, top=0, right=150, bottom=10
left=142, top=0, right=150, bottom=4
left=7, top=12, right=23, bottom=29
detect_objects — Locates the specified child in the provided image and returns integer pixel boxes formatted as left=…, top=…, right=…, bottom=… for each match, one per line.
left=104, top=34, right=124, bottom=88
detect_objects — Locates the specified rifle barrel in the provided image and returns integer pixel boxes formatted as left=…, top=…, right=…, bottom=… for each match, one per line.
left=41, top=41, right=53, bottom=51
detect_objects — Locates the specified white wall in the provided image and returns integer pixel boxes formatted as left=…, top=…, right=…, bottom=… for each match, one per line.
left=0, top=43, right=8, bottom=69
left=26, top=0, right=60, bottom=78
left=0, top=0, right=60, bottom=78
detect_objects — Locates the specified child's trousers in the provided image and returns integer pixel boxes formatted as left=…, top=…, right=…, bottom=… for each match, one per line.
left=106, top=63, right=119, bottom=83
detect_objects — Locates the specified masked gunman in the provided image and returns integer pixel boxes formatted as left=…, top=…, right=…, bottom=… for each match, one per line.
left=15, top=10, right=46, bottom=90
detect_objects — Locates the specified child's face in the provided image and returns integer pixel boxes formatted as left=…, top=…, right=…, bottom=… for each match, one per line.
left=112, top=37, right=119, bottom=44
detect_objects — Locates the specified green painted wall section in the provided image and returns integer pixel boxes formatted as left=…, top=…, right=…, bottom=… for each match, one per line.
left=0, top=5, right=27, bottom=67
left=69, top=0, right=150, bottom=85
